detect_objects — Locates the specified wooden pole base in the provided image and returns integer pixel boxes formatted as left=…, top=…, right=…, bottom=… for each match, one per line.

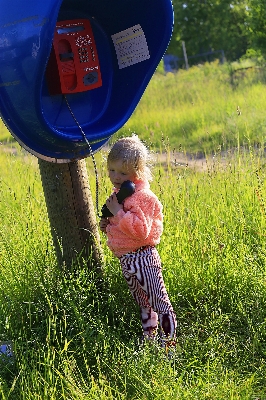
left=38, top=158, right=104, bottom=272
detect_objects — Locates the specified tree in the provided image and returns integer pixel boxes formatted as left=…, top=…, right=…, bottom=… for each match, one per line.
left=167, top=0, right=249, bottom=64
left=247, top=0, right=266, bottom=55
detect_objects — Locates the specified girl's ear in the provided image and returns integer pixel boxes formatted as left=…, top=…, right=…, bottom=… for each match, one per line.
left=132, top=171, right=139, bottom=181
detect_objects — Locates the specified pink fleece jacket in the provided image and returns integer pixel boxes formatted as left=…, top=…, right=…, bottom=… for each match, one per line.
left=106, top=180, right=163, bottom=257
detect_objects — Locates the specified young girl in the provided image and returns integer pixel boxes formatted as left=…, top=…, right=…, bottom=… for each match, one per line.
left=99, top=135, right=177, bottom=347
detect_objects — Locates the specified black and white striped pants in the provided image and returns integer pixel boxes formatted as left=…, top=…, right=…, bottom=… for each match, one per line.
left=119, top=246, right=177, bottom=339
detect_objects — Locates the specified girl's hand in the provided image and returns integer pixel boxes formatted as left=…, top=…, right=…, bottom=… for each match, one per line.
left=106, top=194, right=123, bottom=215
left=99, top=217, right=110, bottom=233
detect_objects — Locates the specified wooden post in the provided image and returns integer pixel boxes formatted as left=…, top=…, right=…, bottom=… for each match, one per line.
left=182, top=41, right=189, bottom=70
left=38, top=158, right=104, bottom=272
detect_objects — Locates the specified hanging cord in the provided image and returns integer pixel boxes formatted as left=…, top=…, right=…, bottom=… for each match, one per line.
left=64, top=95, right=100, bottom=217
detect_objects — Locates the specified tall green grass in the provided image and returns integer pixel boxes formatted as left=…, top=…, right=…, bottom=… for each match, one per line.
left=120, top=60, right=266, bottom=154
left=0, top=61, right=266, bottom=398
left=0, top=146, right=265, bottom=399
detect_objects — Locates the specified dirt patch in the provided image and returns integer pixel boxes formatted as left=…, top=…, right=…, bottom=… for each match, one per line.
left=153, top=151, right=226, bottom=172
left=1, top=143, right=264, bottom=173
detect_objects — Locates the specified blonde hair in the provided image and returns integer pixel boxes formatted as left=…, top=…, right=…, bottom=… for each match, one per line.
left=107, top=135, right=152, bottom=181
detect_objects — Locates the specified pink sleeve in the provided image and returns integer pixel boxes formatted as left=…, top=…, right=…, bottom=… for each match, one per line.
left=111, top=197, right=161, bottom=240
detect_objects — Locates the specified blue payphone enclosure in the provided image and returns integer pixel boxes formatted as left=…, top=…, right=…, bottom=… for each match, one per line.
left=0, top=0, right=173, bottom=162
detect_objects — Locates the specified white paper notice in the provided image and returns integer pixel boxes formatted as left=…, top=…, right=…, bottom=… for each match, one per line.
left=111, top=24, right=150, bottom=69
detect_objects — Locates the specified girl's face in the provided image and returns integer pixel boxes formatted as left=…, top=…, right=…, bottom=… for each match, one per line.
left=108, top=159, right=137, bottom=189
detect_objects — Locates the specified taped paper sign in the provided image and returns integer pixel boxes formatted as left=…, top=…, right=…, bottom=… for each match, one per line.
left=111, top=24, right=150, bottom=69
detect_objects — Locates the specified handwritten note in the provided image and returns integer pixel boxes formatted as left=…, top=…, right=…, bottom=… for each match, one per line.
left=111, top=25, right=150, bottom=69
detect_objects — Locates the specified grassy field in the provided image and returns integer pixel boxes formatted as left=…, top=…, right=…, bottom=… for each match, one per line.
left=119, top=60, right=266, bottom=155
left=0, top=61, right=266, bottom=399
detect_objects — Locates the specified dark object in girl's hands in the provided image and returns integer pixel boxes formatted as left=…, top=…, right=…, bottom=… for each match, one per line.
left=101, top=180, right=135, bottom=218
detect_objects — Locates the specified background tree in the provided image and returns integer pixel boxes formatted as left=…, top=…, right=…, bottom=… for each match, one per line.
left=247, top=0, right=266, bottom=56
left=167, top=0, right=249, bottom=65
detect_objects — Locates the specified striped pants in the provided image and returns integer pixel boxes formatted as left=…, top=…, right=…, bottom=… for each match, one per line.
left=119, top=246, right=177, bottom=340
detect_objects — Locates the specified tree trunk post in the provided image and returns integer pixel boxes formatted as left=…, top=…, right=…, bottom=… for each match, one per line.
left=182, top=41, right=189, bottom=70
left=38, top=158, right=104, bottom=272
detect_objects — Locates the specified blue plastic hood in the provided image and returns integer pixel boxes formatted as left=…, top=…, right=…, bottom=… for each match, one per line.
left=0, top=0, right=173, bottom=162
